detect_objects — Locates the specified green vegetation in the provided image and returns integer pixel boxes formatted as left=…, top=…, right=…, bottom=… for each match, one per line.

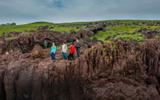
left=92, top=25, right=160, bottom=42
left=0, top=22, right=51, bottom=35
left=1, top=20, right=160, bottom=41
left=50, top=25, right=81, bottom=33
left=0, top=22, right=85, bottom=36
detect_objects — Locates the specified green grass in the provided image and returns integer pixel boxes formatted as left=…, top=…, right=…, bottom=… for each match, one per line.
left=92, top=25, right=160, bottom=42
left=51, top=26, right=81, bottom=33
left=1, top=20, right=160, bottom=41
left=114, top=34, right=145, bottom=41
left=0, top=22, right=85, bottom=36
left=0, top=22, right=52, bottom=35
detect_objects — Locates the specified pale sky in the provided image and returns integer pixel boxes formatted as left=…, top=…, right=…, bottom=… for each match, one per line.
left=0, top=0, right=160, bottom=24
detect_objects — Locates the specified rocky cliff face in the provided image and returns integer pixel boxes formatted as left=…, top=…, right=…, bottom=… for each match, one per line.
left=0, top=39, right=160, bottom=100
left=83, top=39, right=160, bottom=100
left=0, top=52, right=92, bottom=100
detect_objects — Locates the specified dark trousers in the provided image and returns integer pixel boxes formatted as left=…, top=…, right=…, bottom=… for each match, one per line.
left=76, top=47, right=80, bottom=57
left=51, top=53, right=56, bottom=61
left=62, top=52, right=68, bottom=60
left=68, top=53, right=74, bottom=60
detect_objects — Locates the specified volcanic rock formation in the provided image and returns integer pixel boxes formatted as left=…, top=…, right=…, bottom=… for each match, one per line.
left=0, top=39, right=160, bottom=100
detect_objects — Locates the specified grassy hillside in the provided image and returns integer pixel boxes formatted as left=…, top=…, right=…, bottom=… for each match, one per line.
left=0, top=22, right=86, bottom=36
left=0, top=22, right=50, bottom=35
left=91, top=20, right=160, bottom=42
left=1, top=20, right=160, bottom=41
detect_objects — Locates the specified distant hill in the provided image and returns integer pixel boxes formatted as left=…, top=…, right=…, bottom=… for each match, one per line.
left=0, top=21, right=88, bottom=35
left=0, top=22, right=53, bottom=35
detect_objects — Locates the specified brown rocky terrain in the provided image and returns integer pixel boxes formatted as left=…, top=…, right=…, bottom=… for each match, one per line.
left=0, top=24, right=160, bottom=100
left=0, top=24, right=105, bottom=54
left=0, top=38, right=160, bottom=100
left=138, top=28, right=160, bottom=38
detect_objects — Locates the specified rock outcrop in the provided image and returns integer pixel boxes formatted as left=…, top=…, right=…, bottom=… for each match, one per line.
left=0, top=39, right=160, bottom=100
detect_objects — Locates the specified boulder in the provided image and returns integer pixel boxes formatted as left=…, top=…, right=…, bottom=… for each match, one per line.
left=31, top=45, right=44, bottom=58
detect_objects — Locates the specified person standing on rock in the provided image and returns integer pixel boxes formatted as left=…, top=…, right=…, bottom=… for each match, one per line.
left=68, top=42, right=76, bottom=60
left=62, top=42, right=68, bottom=60
left=50, top=42, right=57, bottom=62
left=75, top=38, right=81, bottom=58
left=44, top=39, right=48, bottom=49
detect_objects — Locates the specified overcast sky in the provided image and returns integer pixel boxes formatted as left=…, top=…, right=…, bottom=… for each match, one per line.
left=0, top=0, right=160, bottom=24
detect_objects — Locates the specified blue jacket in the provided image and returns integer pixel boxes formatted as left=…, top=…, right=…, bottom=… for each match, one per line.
left=50, top=46, right=57, bottom=54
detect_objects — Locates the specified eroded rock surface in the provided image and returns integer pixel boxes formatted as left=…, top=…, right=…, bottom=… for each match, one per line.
left=0, top=39, right=160, bottom=100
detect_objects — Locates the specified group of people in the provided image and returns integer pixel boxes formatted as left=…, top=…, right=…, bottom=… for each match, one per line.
left=50, top=39, right=81, bottom=62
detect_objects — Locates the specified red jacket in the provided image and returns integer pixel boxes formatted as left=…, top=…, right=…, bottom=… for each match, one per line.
left=69, top=44, right=76, bottom=54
